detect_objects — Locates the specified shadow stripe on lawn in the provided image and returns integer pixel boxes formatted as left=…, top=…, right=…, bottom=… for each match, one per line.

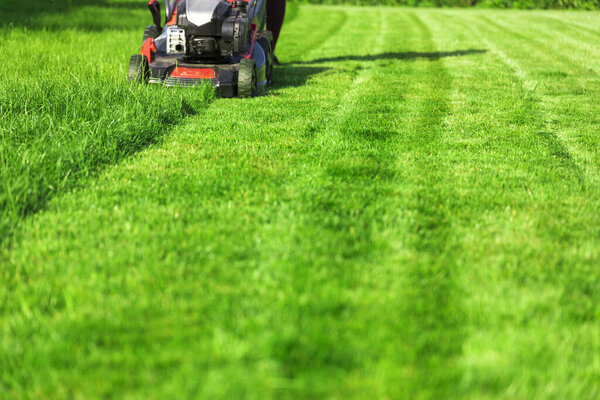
left=391, top=11, right=466, bottom=396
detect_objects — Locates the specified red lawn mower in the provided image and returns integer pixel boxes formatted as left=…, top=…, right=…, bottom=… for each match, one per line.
left=128, top=0, right=274, bottom=97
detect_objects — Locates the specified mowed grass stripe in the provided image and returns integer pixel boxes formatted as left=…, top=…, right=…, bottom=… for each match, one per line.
left=480, top=13, right=598, bottom=78
left=476, top=12, right=600, bottom=188
left=470, top=12, right=600, bottom=193
left=262, top=9, right=415, bottom=396
left=523, top=16, right=600, bottom=63
left=462, top=13, right=588, bottom=187
left=532, top=11, right=600, bottom=38
left=436, top=10, right=600, bottom=397
left=422, top=10, right=551, bottom=396
left=391, top=10, right=464, bottom=396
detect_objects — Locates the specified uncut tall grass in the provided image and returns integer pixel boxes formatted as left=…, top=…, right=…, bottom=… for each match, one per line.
left=0, top=27, right=213, bottom=243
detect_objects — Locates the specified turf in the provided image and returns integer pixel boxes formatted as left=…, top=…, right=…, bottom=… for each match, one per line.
left=2, top=2, right=600, bottom=399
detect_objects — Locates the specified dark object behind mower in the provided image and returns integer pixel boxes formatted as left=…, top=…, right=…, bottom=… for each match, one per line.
left=128, top=0, right=274, bottom=98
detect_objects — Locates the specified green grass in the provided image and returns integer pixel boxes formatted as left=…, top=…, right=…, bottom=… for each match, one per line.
left=0, top=0, right=215, bottom=243
left=2, top=1, right=600, bottom=399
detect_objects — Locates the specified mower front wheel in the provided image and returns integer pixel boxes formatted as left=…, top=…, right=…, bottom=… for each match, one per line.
left=238, top=59, right=257, bottom=98
left=128, top=55, right=149, bottom=83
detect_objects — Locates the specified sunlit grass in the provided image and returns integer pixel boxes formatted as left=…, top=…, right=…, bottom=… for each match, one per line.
left=1, top=2, right=600, bottom=399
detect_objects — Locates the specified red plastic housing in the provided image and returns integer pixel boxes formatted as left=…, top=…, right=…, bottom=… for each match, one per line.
left=170, top=67, right=216, bottom=79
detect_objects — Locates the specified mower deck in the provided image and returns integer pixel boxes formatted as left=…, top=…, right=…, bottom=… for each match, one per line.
left=147, top=42, right=268, bottom=97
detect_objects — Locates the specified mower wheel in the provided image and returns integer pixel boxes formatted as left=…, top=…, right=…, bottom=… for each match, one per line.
left=258, top=31, right=274, bottom=54
left=238, top=58, right=257, bottom=98
left=258, top=31, right=274, bottom=85
left=128, top=55, right=149, bottom=83
left=143, top=25, right=162, bottom=43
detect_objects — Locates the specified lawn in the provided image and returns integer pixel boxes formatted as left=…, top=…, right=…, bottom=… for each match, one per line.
left=1, top=1, right=600, bottom=398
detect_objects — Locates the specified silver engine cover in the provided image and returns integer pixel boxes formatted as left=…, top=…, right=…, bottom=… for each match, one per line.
left=186, top=0, right=223, bottom=27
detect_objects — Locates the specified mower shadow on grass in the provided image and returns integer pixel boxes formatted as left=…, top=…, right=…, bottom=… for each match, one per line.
left=272, top=50, right=486, bottom=91
left=289, top=49, right=488, bottom=65
left=270, top=65, right=331, bottom=91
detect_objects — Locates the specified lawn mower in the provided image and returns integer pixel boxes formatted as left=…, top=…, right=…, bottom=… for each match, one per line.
left=127, top=0, right=274, bottom=97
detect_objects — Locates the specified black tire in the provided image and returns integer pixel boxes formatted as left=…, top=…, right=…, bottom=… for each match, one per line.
left=258, top=31, right=274, bottom=49
left=238, top=58, right=257, bottom=98
left=128, top=54, right=149, bottom=83
left=143, top=25, right=161, bottom=43
left=258, top=31, right=274, bottom=84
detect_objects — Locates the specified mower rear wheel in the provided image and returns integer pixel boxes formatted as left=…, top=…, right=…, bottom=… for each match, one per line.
left=128, top=55, right=149, bottom=83
left=258, top=31, right=274, bottom=85
left=238, top=58, right=257, bottom=98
